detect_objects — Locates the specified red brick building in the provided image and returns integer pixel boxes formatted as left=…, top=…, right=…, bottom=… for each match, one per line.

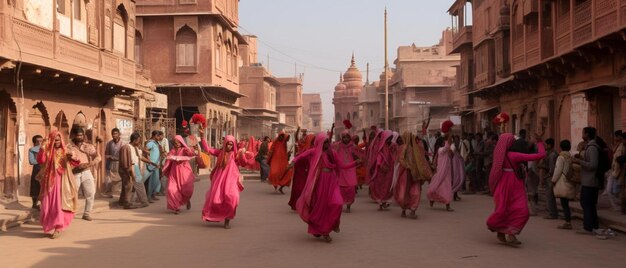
left=449, top=0, right=626, bottom=146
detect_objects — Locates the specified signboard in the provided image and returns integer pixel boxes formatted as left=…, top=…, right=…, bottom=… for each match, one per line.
left=116, top=119, right=133, bottom=143
left=449, top=116, right=462, bottom=125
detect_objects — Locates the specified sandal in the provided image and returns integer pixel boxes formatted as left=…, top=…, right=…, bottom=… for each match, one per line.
left=50, top=231, right=60, bottom=239
left=505, top=235, right=522, bottom=247
left=323, top=235, right=333, bottom=243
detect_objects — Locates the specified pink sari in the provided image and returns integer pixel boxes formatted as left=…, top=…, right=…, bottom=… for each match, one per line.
left=163, top=135, right=197, bottom=212
left=333, top=131, right=364, bottom=205
left=369, top=131, right=394, bottom=203
left=487, top=134, right=546, bottom=235
left=201, top=136, right=245, bottom=222
left=427, top=141, right=453, bottom=205
left=289, top=134, right=315, bottom=210
left=294, top=133, right=356, bottom=236
left=37, top=131, right=79, bottom=234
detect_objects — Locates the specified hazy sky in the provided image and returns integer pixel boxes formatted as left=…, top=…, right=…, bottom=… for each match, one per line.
left=239, top=1, right=452, bottom=128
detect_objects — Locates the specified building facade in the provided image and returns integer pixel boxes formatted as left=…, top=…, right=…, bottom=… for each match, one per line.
left=238, top=35, right=279, bottom=139
left=302, top=93, right=323, bottom=133
left=448, top=0, right=626, bottom=147
left=137, top=0, right=244, bottom=148
left=0, top=0, right=162, bottom=198
left=389, top=31, right=459, bottom=134
left=333, top=55, right=363, bottom=139
left=276, top=77, right=303, bottom=132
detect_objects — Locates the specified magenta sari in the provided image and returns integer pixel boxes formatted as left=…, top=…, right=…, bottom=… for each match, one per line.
left=201, top=136, right=245, bottom=222
left=294, top=133, right=356, bottom=236
left=333, top=131, right=364, bottom=205
left=37, top=131, right=79, bottom=234
left=427, top=141, right=454, bottom=205
left=163, top=135, right=197, bottom=212
left=289, top=134, right=316, bottom=210
left=487, top=134, right=546, bottom=235
left=369, top=131, right=394, bottom=203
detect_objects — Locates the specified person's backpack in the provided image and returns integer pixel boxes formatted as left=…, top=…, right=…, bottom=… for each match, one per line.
left=588, top=143, right=609, bottom=189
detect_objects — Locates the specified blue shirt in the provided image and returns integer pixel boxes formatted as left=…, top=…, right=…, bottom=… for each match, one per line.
left=146, top=140, right=160, bottom=169
left=29, top=146, right=40, bottom=166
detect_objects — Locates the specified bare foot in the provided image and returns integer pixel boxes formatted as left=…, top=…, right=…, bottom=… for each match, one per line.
left=50, top=231, right=60, bottom=239
left=224, top=219, right=231, bottom=229
left=333, top=226, right=340, bottom=233
left=446, top=205, right=454, bottom=212
left=401, top=210, right=407, bottom=218
left=186, top=201, right=191, bottom=210
left=279, top=186, right=285, bottom=195
left=429, top=201, right=434, bottom=207
left=497, top=232, right=506, bottom=243
left=323, top=235, right=333, bottom=243
left=409, top=210, right=418, bottom=219
left=346, top=205, right=351, bottom=213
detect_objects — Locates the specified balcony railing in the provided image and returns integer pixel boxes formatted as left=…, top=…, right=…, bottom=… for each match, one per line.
left=451, top=26, right=473, bottom=54
left=7, top=17, right=136, bottom=89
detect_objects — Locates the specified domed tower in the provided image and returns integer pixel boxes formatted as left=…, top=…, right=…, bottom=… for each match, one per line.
left=333, top=54, right=363, bottom=139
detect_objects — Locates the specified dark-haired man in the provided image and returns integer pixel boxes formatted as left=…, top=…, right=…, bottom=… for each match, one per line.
left=572, top=127, right=602, bottom=235
left=119, top=132, right=154, bottom=209
left=28, top=135, right=43, bottom=210
left=68, top=127, right=101, bottom=221
left=103, top=128, right=124, bottom=198
left=540, top=138, right=559, bottom=219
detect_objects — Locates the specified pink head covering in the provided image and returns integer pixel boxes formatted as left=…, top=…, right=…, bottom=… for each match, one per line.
left=174, top=135, right=189, bottom=148
left=297, top=132, right=329, bottom=222
left=489, top=133, right=516, bottom=193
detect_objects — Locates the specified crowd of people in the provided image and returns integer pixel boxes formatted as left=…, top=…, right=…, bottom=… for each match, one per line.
left=27, top=117, right=626, bottom=245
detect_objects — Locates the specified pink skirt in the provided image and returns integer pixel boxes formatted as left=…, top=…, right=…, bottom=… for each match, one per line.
left=486, top=172, right=530, bottom=235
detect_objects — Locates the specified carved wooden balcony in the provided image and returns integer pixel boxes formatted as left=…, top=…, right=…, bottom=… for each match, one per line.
left=451, top=26, right=473, bottom=54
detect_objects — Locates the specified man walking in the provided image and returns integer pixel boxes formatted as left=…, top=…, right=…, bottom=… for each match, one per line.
left=28, top=135, right=43, bottom=210
left=119, top=132, right=153, bottom=209
left=103, top=128, right=124, bottom=198
left=144, top=130, right=163, bottom=202
left=573, top=127, right=603, bottom=236
left=541, top=138, right=559, bottom=219
left=67, top=127, right=101, bottom=221
left=257, top=136, right=270, bottom=182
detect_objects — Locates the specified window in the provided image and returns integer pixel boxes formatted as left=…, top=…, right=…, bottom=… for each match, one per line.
left=215, top=35, right=222, bottom=71
left=313, top=121, right=319, bottom=127
left=226, top=41, right=232, bottom=75
left=176, top=26, right=197, bottom=72
left=135, top=32, right=142, bottom=65
left=57, top=0, right=66, bottom=14
left=558, top=0, right=570, bottom=15
left=113, top=7, right=127, bottom=55
left=73, top=0, right=81, bottom=20
left=232, top=47, right=238, bottom=76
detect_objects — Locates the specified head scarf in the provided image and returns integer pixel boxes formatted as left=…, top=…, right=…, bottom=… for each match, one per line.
left=298, top=134, right=316, bottom=153
left=247, top=136, right=257, bottom=153
left=216, top=135, right=238, bottom=169
left=489, top=133, right=516, bottom=193
left=400, top=132, right=433, bottom=181
left=40, top=131, right=67, bottom=192
left=297, top=132, right=329, bottom=222
left=174, top=135, right=189, bottom=149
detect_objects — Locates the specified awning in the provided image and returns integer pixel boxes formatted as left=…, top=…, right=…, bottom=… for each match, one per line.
left=476, top=105, right=500, bottom=113
left=461, top=76, right=515, bottom=96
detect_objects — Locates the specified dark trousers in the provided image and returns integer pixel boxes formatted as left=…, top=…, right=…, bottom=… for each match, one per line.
left=545, top=178, right=559, bottom=218
left=30, top=164, right=41, bottom=206
left=259, top=158, right=269, bottom=181
left=580, top=186, right=599, bottom=231
left=119, top=170, right=134, bottom=206
left=560, top=198, right=571, bottom=222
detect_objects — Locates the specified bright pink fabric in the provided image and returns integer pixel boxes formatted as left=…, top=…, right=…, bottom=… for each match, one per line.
left=451, top=148, right=465, bottom=193
left=393, top=167, right=421, bottom=210
left=368, top=131, right=394, bottom=203
left=487, top=140, right=545, bottom=235
left=289, top=135, right=316, bottom=210
left=294, top=133, right=355, bottom=235
left=340, top=186, right=356, bottom=205
left=38, top=163, right=74, bottom=233
left=163, top=135, right=196, bottom=212
left=427, top=141, right=453, bottom=205
left=201, top=136, right=244, bottom=222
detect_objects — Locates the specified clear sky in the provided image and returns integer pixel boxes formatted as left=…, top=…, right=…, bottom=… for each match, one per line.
left=239, top=1, right=452, bottom=129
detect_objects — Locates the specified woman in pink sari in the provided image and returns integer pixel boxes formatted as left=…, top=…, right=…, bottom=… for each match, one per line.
left=289, top=134, right=315, bottom=210
left=245, top=136, right=260, bottom=170
left=333, top=130, right=364, bottom=212
left=291, top=133, right=358, bottom=242
left=200, top=132, right=245, bottom=229
left=451, top=137, right=465, bottom=201
left=368, top=130, right=395, bottom=210
left=427, top=134, right=455, bottom=211
left=487, top=132, right=545, bottom=246
left=37, top=130, right=79, bottom=239
left=394, top=132, right=431, bottom=219
left=163, top=135, right=197, bottom=214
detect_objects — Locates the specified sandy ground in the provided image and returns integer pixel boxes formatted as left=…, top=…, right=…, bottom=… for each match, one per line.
left=1, top=178, right=625, bottom=268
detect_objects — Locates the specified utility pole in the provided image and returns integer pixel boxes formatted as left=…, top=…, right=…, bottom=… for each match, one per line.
left=384, top=7, right=389, bottom=130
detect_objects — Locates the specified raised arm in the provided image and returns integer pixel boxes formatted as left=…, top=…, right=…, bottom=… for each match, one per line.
left=509, top=142, right=546, bottom=163
left=201, top=139, right=221, bottom=156
left=334, top=151, right=357, bottom=169
left=291, top=149, right=314, bottom=164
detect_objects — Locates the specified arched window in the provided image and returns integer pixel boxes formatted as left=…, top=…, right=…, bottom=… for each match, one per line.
left=135, top=31, right=143, bottom=66
left=215, top=34, right=222, bottom=71
left=113, top=6, right=128, bottom=56
left=176, top=26, right=197, bottom=72
left=226, top=40, right=232, bottom=76
left=233, top=46, right=238, bottom=77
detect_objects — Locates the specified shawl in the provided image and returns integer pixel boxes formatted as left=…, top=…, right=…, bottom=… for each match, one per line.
left=488, top=133, right=517, bottom=193
left=297, top=132, right=329, bottom=222
left=37, top=130, right=79, bottom=212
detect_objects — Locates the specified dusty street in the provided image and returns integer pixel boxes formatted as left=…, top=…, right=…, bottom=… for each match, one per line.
left=2, top=178, right=625, bottom=268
